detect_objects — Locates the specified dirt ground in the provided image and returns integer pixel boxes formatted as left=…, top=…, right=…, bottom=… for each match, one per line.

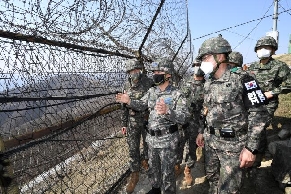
left=118, top=138, right=286, bottom=194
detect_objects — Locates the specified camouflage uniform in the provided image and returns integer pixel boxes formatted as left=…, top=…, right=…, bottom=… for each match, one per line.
left=247, top=36, right=291, bottom=161
left=121, top=59, right=153, bottom=173
left=196, top=35, right=269, bottom=193
left=177, top=72, right=204, bottom=168
left=228, top=51, right=243, bottom=69
left=127, top=59, right=189, bottom=193
left=249, top=36, right=291, bottom=117
left=0, top=136, right=20, bottom=194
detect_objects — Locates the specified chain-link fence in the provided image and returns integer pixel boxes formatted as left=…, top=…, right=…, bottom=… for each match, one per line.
left=0, top=0, right=193, bottom=193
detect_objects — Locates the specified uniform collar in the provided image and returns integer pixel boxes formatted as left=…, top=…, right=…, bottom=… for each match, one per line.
left=254, top=58, right=274, bottom=70
left=156, top=83, right=172, bottom=93
left=210, top=67, right=231, bottom=82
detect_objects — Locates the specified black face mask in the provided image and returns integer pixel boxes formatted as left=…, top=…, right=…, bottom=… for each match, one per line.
left=153, top=74, right=165, bottom=85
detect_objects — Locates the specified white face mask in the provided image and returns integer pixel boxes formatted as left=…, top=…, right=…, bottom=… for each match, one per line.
left=257, top=48, right=271, bottom=59
left=200, top=61, right=214, bottom=75
left=193, top=66, right=200, bottom=74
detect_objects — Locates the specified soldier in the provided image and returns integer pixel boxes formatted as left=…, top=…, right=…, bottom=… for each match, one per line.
left=176, top=59, right=205, bottom=186
left=121, top=59, right=154, bottom=194
left=0, top=136, right=20, bottom=194
left=228, top=51, right=243, bottom=69
left=116, top=58, right=190, bottom=194
left=246, top=36, right=291, bottom=167
left=195, top=34, right=269, bottom=193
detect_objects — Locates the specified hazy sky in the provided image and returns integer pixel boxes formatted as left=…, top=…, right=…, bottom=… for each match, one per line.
left=188, top=0, right=291, bottom=64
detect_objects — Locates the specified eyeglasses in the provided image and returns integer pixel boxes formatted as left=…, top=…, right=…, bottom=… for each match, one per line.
left=201, top=54, right=212, bottom=62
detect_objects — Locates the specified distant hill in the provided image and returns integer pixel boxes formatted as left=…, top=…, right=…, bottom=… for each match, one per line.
left=244, top=53, right=291, bottom=68
left=0, top=73, right=124, bottom=136
left=273, top=53, right=291, bottom=67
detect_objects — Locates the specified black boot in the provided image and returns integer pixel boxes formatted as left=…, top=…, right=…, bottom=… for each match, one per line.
left=146, top=187, right=161, bottom=194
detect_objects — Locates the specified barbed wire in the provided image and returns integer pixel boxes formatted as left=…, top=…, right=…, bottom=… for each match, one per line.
left=0, top=91, right=119, bottom=103
left=0, top=1, right=193, bottom=193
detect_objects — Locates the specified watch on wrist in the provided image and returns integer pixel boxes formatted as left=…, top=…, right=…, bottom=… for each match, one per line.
left=245, top=146, right=258, bottom=155
left=270, top=91, right=275, bottom=95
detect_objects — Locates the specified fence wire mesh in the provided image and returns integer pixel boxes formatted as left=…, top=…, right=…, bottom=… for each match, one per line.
left=0, top=0, right=193, bottom=193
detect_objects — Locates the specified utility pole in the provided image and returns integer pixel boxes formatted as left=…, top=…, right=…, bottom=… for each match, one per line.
left=273, top=0, right=278, bottom=32
left=266, top=0, right=279, bottom=44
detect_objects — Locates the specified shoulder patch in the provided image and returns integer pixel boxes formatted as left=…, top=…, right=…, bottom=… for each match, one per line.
left=241, top=74, right=268, bottom=108
left=230, top=67, right=239, bottom=73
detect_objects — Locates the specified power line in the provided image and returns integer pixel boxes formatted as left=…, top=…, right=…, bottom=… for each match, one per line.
left=284, top=0, right=290, bottom=9
left=233, top=3, right=273, bottom=49
left=225, top=30, right=255, bottom=41
left=279, top=3, right=291, bottom=16
left=193, top=8, right=291, bottom=41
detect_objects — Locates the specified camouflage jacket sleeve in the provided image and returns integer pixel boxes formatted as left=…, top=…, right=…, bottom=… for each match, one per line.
left=127, top=87, right=152, bottom=112
left=121, top=107, right=129, bottom=127
left=241, top=72, right=269, bottom=150
left=121, top=81, right=130, bottom=127
left=180, top=77, right=196, bottom=109
left=279, top=67, right=291, bottom=94
left=180, top=77, right=205, bottom=133
left=178, top=77, right=191, bottom=97
left=243, top=71, right=269, bottom=150
left=272, top=61, right=291, bottom=95
left=198, top=111, right=206, bottom=134
left=246, top=107, right=269, bottom=151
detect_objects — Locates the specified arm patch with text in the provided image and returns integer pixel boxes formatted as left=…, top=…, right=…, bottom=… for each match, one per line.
left=241, top=75, right=268, bottom=108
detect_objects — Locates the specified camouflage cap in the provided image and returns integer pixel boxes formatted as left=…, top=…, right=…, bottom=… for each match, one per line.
left=150, top=58, right=174, bottom=74
left=125, top=59, right=143, bottom=73
left=228, top=51, right=243, bottom=67
left=196, top=34, right=232, bottom=60
left=255, top=36, right=278, bottom=52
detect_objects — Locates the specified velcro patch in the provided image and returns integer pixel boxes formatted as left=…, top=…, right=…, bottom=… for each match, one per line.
left=241, top=75, right=268, bottom=108
left=164, top=97, right=173, bottom=105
